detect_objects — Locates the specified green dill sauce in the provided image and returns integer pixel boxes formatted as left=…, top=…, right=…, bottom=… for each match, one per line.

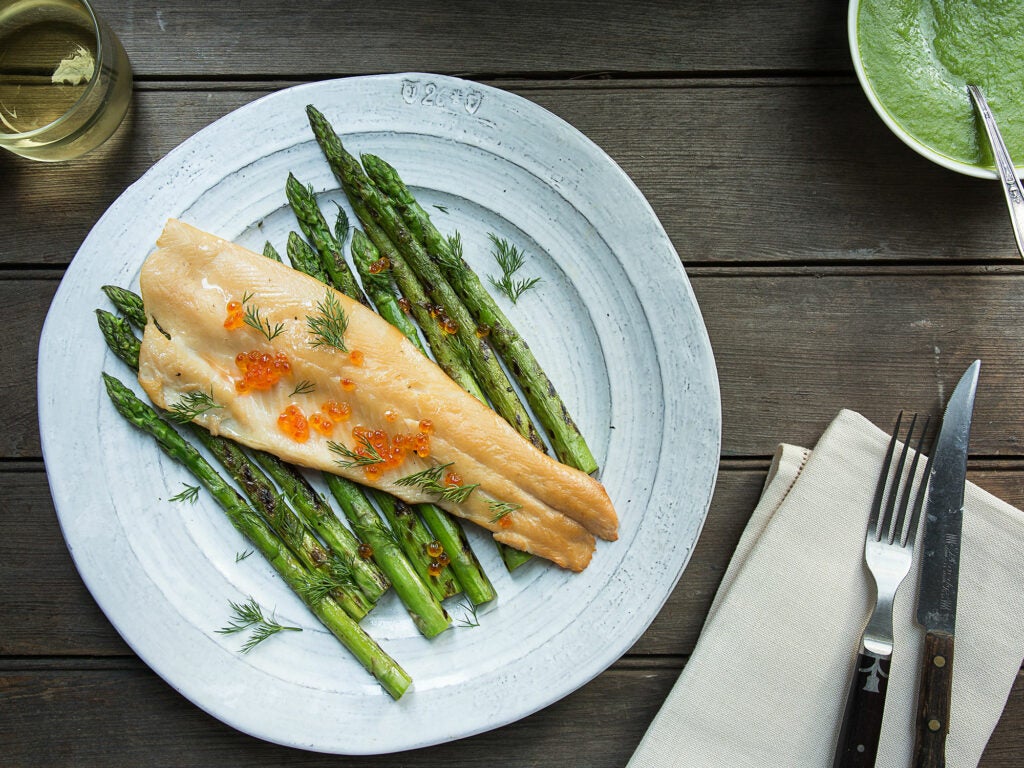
left=856, top=0, right=1024, bottom=170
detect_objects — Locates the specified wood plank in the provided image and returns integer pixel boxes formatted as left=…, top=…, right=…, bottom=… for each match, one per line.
left=0, top=468, right=132, bottom=657
left=95, top=0, right=850, bottom=78
left=1, top=278, right=57, bottom=460
left=693, top=271, right=1024, bottom=456
left=12, top=271, right=1024, bottom=459
left=0, top=661, right=1019, bottom=766
left=2, top=83, right=1017, bottom=269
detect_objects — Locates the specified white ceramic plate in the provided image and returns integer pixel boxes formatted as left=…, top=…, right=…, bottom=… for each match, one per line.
left=38, top=73, right=720, bottom=754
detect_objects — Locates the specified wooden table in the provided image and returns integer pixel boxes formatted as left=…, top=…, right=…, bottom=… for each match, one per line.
left=3, top=1, right=1022, bottom=764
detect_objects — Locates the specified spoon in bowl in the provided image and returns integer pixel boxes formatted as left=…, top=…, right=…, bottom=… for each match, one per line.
left=967, top=85, right=1024, bottom=259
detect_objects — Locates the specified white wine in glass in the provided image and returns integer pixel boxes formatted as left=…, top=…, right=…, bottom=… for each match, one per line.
left=0, top=0, right=132, bottom=161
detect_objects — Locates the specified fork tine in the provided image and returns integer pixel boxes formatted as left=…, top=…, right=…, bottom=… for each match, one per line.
left=869, top=411, right=904, bottom=540
left=882, top=413, right=917, bottom=544
left=904, top=421, right=934, bottom=548
left=896, top=415, right=931, bottom=547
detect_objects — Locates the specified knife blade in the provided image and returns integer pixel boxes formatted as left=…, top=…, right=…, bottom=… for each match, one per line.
left=913, top=359, right=980, bottom=768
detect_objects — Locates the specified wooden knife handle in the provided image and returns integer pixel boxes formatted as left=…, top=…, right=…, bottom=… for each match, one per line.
left=913, top=631, right=955, bottom=768
left=832, top=650, right=891, bottom=768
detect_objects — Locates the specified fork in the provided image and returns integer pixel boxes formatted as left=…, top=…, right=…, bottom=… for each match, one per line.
left=833, top=411, right=932, bottom=768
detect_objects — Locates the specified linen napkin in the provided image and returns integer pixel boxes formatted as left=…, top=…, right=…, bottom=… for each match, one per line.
left=628, top=409, right=1024, bottom=768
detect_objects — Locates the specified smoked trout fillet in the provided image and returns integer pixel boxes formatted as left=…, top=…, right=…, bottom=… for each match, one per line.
left=137, top=219, right=617, bottom=571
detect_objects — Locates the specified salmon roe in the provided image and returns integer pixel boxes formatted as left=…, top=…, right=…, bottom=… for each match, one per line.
left=224, top=300, right=245, bottom=330
left=346, top=425, right=427, bottom=478
left=413, top=432, right=431, bottom=458
left=368, top=256, right=390, bottom=274
left=475, top=324, right=491, bottom=338
left=322, top=400, right=351, bottom=422
left=349, top=350, right=364, bottom=366
left=235, top=350, right=290, bottom=393
left=398, top=297, right=412, bottom=313
left=357, top=543, right=374, bottom=560
left=428, top=561, right=444, bottom=577
left=309, top=411, right=334, bottom=436
left=498, top=515, right=514, bottom=529
left=444, top=470, right=463, bottom=487
left=439, top=316, right=458, bottom=335
left=425, top=540, right=444, bottom=558
left=384, top=409, right=398, bottom=422
left=277, top=404, right=309, bottom=442
left=340, top=378, right=356, bottom=392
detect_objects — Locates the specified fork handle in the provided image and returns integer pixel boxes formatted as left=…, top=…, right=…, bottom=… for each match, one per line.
left=832, top=649, right=891, bottom=768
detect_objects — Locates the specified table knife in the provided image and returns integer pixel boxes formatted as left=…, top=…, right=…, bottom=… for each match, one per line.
left=913, top=359, right=980, bottom=768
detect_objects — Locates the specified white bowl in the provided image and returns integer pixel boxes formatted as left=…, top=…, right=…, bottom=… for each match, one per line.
left=848, top=0, right=1013, bottom=180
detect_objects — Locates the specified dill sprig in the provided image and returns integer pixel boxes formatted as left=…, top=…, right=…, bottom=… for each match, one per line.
left=488, top=500, right=521, bottom=523
left=448, top=334, right=474, bottom=372
left=235, top=549, right=254, bottom=562
left=438, top=231, right=467, bottom=274
left=334, top=204, right=350, bottom=244
left=169, top=483, right=200, bottom=504
left=242, top=294, right=286, bottom=342
left=455, top=599, right=481, bottom=628
left=297, top=558, right=357, bottom=602
left=169, top=388, right=223, bottom=424
left=396, top=463, right=449, bottom=488
left=328, top=434, right=385, bottom=468
left=436, top=482, right=478, bottom=504
left=353, top=517, right=403, bottom=551
left=487, top=234, right=541, bottom=304
left=307, top=291, right=349, bottom=352
left=288, top=380, right=316, bottom=397
left=395, top=462, right=479, bottom=504
left=433, top=204, right=449, bottom=214
left=216, top=597, right=301, bottom=653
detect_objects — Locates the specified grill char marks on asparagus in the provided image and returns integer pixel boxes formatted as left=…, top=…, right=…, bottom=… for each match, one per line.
left=96, top=308, right=380, bottom=618
left=284, top=183, right=494, bottom=601
left=305, top=105, right=544, bottom=453
left=361, top=153, right=598, bottom=475
left=100, top=372, right=411, bottom=699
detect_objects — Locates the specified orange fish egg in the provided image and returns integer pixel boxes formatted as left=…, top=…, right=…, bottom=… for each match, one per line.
left=223, top=300, right=244, bottom=330
left=277, top=404, right=309, bottom=442
left=309, top=411, right=334, bottom=436
left=425, top=540, right=444, bottom=558
left=235, top=350, right=290, bottom=392
left=322, top=400, right=351, bottom=421
left=349, top=350, right=364, bottom=366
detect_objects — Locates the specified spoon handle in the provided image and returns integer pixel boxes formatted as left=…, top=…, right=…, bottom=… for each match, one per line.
left=968, top=85, right=1024, bottom=259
